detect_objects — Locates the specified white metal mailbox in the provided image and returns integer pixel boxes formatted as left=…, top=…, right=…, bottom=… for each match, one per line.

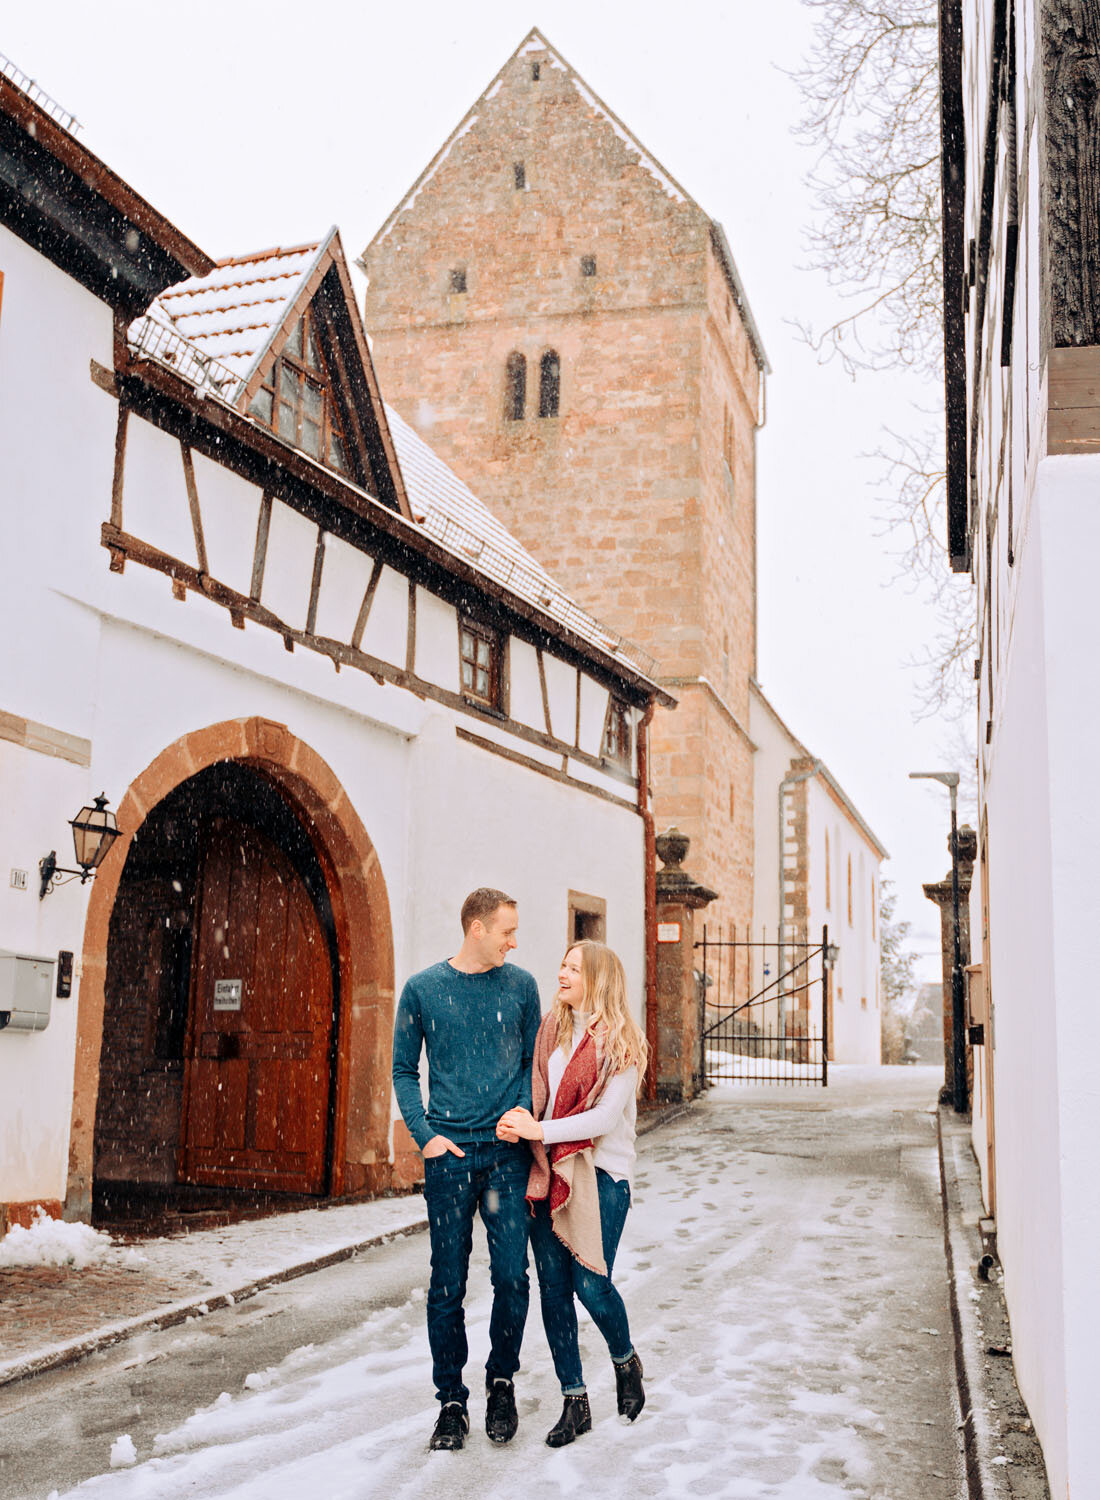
left=0, top=953, right=54, bottom=1032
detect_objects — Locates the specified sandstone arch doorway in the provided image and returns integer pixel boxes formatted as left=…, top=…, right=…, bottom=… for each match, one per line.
left=69, top=718, right=397, bottom=1223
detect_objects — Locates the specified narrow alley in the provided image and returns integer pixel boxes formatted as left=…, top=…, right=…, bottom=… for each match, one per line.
left=0, top=1067, right=963, bottom=1500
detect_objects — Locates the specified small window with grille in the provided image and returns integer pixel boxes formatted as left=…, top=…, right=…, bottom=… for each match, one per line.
left=459, top=617, right=503, bottom=710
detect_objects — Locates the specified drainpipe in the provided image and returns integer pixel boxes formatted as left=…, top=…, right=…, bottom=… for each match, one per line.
left=637, top=698, right=658, bottom=1103
left=777, top=759, right=823, bottom=1036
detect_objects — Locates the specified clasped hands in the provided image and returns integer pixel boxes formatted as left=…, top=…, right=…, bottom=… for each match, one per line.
left=420, top=1107, right=543, bottom=1160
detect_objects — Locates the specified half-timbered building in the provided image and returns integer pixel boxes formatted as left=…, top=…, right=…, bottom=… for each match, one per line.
left=938, top=3, right=1100, bottom=1490
left=0, top=59, right=670, bottom=1234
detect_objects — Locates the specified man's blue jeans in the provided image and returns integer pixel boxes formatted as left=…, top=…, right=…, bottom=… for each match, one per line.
left=422, top=1140, right=531, bottom=1404
left=529, top=1166, right=634, bottom=1393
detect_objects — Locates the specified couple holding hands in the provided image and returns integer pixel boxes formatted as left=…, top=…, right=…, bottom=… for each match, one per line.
left=392, top=887, right=647, bottom=1452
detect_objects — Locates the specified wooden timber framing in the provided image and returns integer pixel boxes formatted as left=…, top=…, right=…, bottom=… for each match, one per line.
left=100, top=523, right=640, bottom=789
left=454, top=728, right=637, bottom=812
left=109, top=358, right=671, bottom=711
left=1043, top=0, right=1100, bottom=348
left=351, top=558, right=385, bottom=650
left=179, top=444, right=209, bottom=575
left=939, top=0, right=971, bottom=571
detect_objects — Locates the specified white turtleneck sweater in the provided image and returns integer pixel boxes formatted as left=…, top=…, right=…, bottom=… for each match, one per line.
left=537, top=1014, right=638, bottom=1186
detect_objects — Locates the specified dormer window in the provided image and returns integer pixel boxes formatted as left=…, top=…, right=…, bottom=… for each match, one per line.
left=513, top=161, right=526, bottom=190
left=247, top=309, right=350, bottom=475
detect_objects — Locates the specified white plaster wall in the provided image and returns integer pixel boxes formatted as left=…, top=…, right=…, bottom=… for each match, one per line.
left=122, top=420, right=199, bottom=569
left=578, top=674, right=610, bottom=757
left=810, top=781, right=881, bottom=1066
left=403, top=707, right=646, bottom=1023
left=748, top=687, right=788, bottom=940
left=191, top=452, right=264, bottom=598
left=414, top=589, right=459, bottom=692
left=359, top=565, right=408, bottom=664
left=507, top=639, right=545, bottom=733
left=261, top=502, right=317, bottom=632
left=543, top=654, right=578, bottom=743
left=981, top=474, right=1066, bottom=1493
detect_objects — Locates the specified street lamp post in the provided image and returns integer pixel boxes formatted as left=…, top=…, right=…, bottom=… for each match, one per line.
left=909, top=771, right=967, bottom=1113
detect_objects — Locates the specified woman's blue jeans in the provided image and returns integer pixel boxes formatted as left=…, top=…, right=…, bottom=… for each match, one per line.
left=529, top=1166, right=633, bottom=1393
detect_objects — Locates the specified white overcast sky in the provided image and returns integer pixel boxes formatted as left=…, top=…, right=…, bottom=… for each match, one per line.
left=3, top=0, right=972, bottom=984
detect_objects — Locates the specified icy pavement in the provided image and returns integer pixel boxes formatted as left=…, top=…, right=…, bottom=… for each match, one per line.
left=13, top=1066, right=963, bottom=1499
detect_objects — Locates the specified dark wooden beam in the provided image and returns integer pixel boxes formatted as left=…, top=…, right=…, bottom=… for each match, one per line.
left=1043, top=0, right=1100, bottom=346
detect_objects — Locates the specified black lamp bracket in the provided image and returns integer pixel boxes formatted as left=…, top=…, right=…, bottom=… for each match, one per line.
left=38, top=852, right=92, bottom=901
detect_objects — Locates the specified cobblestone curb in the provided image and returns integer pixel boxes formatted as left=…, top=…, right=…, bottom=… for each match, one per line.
left=937, top=1106, right=1050, bottom=1499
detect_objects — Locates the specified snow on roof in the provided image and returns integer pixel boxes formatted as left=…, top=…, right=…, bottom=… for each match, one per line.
left=151, top=240, right=326, bottom=386
left=128, top=240, right=660, bottom=685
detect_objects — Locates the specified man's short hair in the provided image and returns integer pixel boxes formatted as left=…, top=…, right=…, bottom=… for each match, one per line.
left=461, top=887, right=517, bottom=934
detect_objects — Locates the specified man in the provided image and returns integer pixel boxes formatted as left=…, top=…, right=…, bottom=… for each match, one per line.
left=392, top=887, right=542, bottom=1451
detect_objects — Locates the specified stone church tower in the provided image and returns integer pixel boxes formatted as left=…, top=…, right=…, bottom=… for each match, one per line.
left=361, top=28, right=768, bottom=936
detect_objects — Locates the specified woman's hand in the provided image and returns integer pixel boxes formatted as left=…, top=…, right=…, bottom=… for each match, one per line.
left=496, top=1107, right=543, bottom=1142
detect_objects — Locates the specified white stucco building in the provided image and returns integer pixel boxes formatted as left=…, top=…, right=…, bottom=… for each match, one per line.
left=749, top=685, right=886, bottom=1066
left=0, top=62, right=671, bottom=1232
left=939, top=2, right=1100, bottom=1491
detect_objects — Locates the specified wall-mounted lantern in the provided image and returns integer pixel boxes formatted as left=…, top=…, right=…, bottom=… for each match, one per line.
left=824, top=943, right=840, bottom=968
left=39, top=794, right=123, bottom=899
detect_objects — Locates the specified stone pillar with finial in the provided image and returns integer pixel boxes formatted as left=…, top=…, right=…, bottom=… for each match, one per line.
left=923, top=824, right=977, bottom=1099
left=654, top=828, right=718, bottom=1101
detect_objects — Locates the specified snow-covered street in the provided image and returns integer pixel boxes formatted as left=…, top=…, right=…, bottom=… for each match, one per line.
left=0, top=1067, right=962, bottom=1500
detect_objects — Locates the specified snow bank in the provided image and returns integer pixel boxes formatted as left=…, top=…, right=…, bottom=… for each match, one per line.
left=0, top=1209, right=115, bottom=1270
left=109, top=1436, right=136, bottom=1468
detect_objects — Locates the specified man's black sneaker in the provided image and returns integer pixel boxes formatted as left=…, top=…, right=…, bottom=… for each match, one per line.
left=429, top=1401, right=469, bottom=1451
left=485, top=1377, right=519, bottom=1443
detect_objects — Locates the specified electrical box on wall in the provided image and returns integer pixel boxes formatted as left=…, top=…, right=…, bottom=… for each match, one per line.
left=0, top=953, right=54, bottom=1032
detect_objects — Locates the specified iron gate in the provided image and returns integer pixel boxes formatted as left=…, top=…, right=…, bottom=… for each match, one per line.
left=698, top=926, right=833, bottom=1087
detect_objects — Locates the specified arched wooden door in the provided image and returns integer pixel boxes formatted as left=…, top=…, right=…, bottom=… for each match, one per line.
left=179, top=816, right=334, bottom=1193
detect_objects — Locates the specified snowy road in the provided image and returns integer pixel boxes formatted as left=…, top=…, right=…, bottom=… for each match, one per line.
left=0, top=1066, right=962, bottom=1500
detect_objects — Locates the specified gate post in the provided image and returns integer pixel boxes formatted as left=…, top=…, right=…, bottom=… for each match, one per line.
left=654, top=829, right=718, bottom=1102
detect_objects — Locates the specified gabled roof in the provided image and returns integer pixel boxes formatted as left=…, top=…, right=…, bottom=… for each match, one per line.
left=125, top=236, right=662, bottom=688
left=750, top=681, right=889, bottom=860
left=366, top=26, right=768, bottom=372
left=0, top=56, right=213, bottom=312
left=135, top=230, right=411, bottom=518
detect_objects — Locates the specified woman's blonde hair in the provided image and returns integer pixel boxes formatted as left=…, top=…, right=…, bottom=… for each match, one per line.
left=555, top=940, right=648, bottom=1083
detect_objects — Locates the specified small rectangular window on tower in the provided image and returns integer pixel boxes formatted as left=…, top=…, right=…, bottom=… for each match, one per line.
left=450, top=267, right=467, bottom=294
left=581, top=255, right=597, bottom=277
left=513, top=161, right=526, bottom=190
left=531, top=61, right=541, bottom=80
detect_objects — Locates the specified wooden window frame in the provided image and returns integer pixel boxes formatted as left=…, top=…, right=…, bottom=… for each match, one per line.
left=459, top=615, right=505, bottom=712
left=248, top=307, right=351, bottom=477
left=568, top=890, right=607, bottom=944
left=601, top=696, right=632, bottom=768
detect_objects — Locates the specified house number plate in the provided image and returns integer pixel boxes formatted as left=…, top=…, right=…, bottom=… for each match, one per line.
left=213, top=979, right=243, bottom=1011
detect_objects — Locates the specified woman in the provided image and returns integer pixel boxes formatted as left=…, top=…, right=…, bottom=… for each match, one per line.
left=497, top=939, right=647, bottom=1447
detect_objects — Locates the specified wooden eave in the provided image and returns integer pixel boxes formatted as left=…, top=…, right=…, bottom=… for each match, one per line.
left=234, top=231, right=412, bottom=521
left=113, top=353, right=673, bottom=709
left=0, top=75, right=213, bottom=314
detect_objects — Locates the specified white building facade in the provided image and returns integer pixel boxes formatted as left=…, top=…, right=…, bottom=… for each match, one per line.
left=749, top=685, right=885, bottom=1066
left=0, top=67, right=670, bottom=1231
left=939, top=3, right=1100, bottom=1492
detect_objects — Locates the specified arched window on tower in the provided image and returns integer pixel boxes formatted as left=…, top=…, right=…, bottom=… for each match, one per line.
left=505, top=352, right=526, bottom=421
left=539, top=350, right=560, bottom=418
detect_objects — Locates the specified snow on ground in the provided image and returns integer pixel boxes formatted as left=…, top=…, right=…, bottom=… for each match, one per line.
left=0, top=1212, right=143, bottom=1271
left=706, top=1048, right=822, bottom=1082
left=49, top=1067, right=960, bottom=1500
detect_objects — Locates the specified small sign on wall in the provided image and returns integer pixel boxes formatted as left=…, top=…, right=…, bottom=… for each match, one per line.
left=213, top=979, right=243, bottom=1011
left=657, top=922, right=681, bottom=944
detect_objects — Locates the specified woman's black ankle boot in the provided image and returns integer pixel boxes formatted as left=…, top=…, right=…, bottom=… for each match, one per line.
left=614, top=1352, right=645, bottom=1420
left=546, top=1393, right=592, bottom=1447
